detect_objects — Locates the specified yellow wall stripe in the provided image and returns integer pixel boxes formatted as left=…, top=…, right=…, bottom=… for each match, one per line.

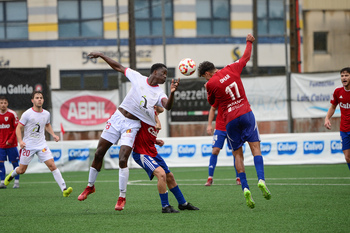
left=231, top=20, right=253, bottom=29
left=28, top=23, right=58, bottom=32
left=104, top=22, right=128, bottom=31
left=174, top=21, right=196, bottom=30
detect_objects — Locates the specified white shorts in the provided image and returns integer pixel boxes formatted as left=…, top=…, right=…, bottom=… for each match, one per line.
left=19, top=146, right=53, bottom=165
left=101, top=109, right=141, bottom=147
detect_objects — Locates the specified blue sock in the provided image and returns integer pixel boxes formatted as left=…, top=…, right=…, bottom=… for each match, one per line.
left=208, top=154, right=218, bottom=177
left=170, top=185, right=186, bottom=205
left=347, top=163, right=350, bottom=170
left=238, top=172, right=249, bottom=191
left=0, top=162, right=5, bottom=180
left=12, top=162, right=20, bottom=180
left=159, top=192, right=169, bottom=207
left=254, top=155, right=265, bottom=180
left=233, top=156, right=238, bottom=178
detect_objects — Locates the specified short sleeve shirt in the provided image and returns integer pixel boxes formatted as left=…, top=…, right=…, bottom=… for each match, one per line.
left=330, top=86, right=350, bottom=132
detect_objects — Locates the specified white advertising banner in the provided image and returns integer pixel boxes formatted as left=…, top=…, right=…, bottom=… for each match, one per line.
left=5, top=132, right=344, bottom=174
left=242, top=76, right=288, bottom=121
left=291, top=72, right=341, bottom=118
left=51, top=90, right=119, bottom=132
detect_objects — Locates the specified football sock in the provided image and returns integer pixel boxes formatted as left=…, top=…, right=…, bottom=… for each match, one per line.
left=52, top=168, right=66, bottom=192
left=12, top=162, right=20, bottom=180
left=119, top=167, right=129, bottom=197
left=159, top=191, right=169, bottom=207
left=238, top=172, right=249, bottom=191
left=170, top=185, right=186, bottom=205
left=0, top=162, right=5, bottom=180
left=347, top=163, right=350, bottom=170
left=233, top=156, right=238, bottom=178
left=11, top=167, right=18, bottom=177
left=254, top=155, right=265, bottom=180
left=208, top=154, right=218, bottom=177
left=88, top=167, right=99, bottom=187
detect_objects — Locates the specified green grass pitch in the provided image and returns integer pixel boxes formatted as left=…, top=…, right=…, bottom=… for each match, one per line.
left=1, top=164, right=349, bottom=233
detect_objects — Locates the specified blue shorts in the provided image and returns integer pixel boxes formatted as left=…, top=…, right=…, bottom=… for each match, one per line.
left=212, top=129, right=232, bottom=150
left=132, top=152, right=170, bottom=180
left=340, top=131, right=350, bottom=151
left=0, top=147, right=20, bottom=162
left=226, top=111, right=260, bottom=152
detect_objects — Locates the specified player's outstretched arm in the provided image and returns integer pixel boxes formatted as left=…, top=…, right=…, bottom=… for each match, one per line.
left=324, top=104, right=336, bottom=130
left=16, top=123, right=26, bottom=149
left=240, top=33, right=254, bottom=64
left=45, top=123, right=59, bottom=142
left=162, top=78, right=180, bottom=110
left=88, top=52, right=126, bottom=74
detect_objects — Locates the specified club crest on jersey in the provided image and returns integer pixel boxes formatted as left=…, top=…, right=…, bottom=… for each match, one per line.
left=126, top=129, right=131, bottom=133
left=4, top=117, right=8, bottom=121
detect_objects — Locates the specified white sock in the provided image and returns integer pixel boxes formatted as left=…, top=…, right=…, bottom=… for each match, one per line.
left=119, top=167, right=129, bottom=197
left=88, top=167, right=99, bottom=187
left=52, top=168, right=66, bottom=192
left=12, top=167, right=19, bottom=177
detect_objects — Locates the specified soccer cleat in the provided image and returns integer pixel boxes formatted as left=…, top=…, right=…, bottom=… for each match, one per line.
left=4, top=171, right=14, bottom=186
left=244, top=188, right=255, bottom=209
left=78, top=185, right=95, bottom=201
left=162, top=205, right=180, bottom=213
left=178, top=202, right=199, bottom=210
left=13, top=183, right=20, bottom=189
left=115, top=197, right=126, bottom=211
left=258, top=179, right=271, bottom=200
left=205, top=177, right=213, bottom=186
left=0, top=183, right=7, bottom=189
left=236, top=177, right=241, bottom=185
left=63, top=187, right=73, bottom=197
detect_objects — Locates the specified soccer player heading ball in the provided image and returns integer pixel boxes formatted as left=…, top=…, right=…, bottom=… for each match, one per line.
left=199, top=33, right=271, bottom=209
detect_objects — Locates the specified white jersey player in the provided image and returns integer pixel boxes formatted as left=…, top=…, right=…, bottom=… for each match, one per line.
left=78, top=51, right=180, bottom=212
left=4, top=91, right=73, bottom=197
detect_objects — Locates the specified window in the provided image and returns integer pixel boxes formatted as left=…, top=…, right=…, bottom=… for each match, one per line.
left=58, top=0, right=103, bottom=39
left=135, top=0, right=173, bottom=37
left=60, top=70, right=120, bottom=90
left=196, top=0, right=230, bottom=36
left=314, top=32, right=328, bottom=53
left=257, top=0, right=284, bottom=36
left=0, top=1, right=28, bottom=40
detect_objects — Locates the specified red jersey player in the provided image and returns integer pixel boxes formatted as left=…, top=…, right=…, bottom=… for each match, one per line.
left=204, top=102, right=240, bottom=186
left=198, top=33, right=271, bottom=209
left=325, top=67, right=350, bottom=170
left=0, top=96, right=20, bottom=188
left=132, top=106, right=199, bottom=213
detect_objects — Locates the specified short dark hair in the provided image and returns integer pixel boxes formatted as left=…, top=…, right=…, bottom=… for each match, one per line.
left=31, top=90, right=43, bottom=99
left=198, top=61, right=216, bottom=77
left=150, top=63, right=167, bottom=74
left=0, top=95, right=8, bottom=101
left=340, top=67, right=350, bottom=74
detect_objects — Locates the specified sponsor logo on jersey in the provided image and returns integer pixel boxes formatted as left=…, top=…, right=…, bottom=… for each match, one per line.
left=339, top=102, right=350, bottom=109
left=331, top=140, right=342, bottom=154
left=201, top=144, right=212, bottom=157
left=60, top=95, right=116, bottom=126
left=68, top=148, right=89, bottom=161
left=51, top=149, right=62, bottom=162
left=156, top=145, right=172, bottom=158
left=109, top=145, right=120, bottom=158
left=0, top=123, right=10, bottom=129
left=303, top=141, right=324, bottom=154
left=261, top=142, right=271, bottom=156
left=177, top=145, right=196, bottom=157
left=277, top=142, right=297, bottom=155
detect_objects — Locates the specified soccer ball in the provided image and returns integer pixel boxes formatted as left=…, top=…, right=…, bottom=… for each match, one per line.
left=178, top=58, right=196, bottom=76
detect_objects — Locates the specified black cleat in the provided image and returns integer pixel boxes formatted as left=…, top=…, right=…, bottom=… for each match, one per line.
left=178, top=202, right=199, bottom=210
left=162, top=205, right=180, bottom=213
